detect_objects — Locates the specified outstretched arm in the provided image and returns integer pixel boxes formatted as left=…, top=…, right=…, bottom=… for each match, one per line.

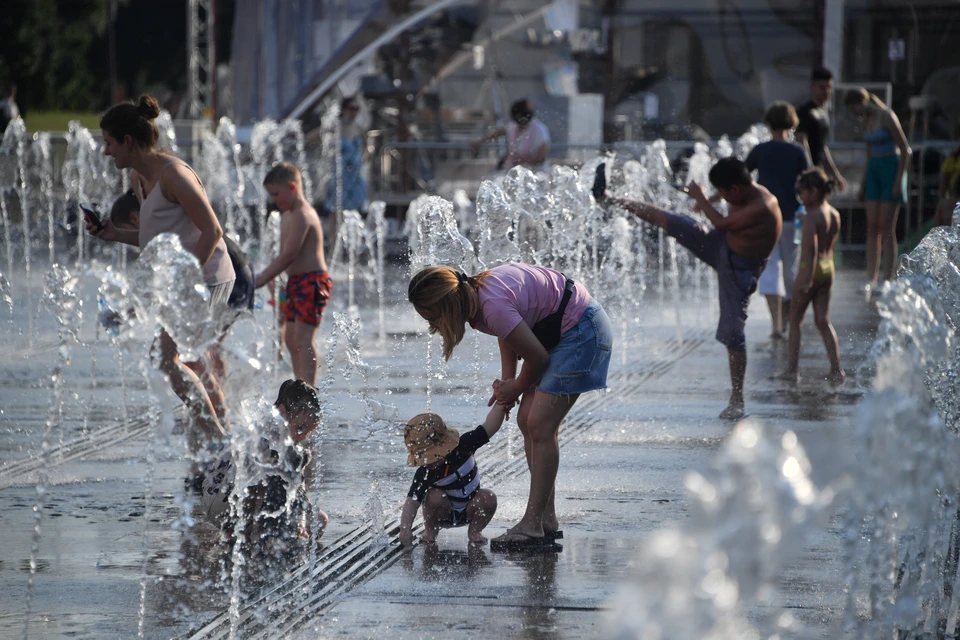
left=255, top=213, right=307, bottom=287
left=492, top=322, right=550, bottom=406
left=480, top=403, right=507, bottom=439
left=163, top=166, right=224, bottom=267
left=887, top=110, right=912, bottom=200
left=471, top=125, right=507, bottom=152
left=822, top=146, right=847, bottom=192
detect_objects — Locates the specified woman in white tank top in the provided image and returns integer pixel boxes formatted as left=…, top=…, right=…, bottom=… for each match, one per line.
left=87, top=95, right=234, bottom=454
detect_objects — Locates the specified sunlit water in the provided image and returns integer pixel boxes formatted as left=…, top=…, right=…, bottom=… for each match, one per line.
left=1, top=113, right=955, bottom=638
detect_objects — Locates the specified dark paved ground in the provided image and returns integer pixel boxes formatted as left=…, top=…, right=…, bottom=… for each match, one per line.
left=0, top=262, right=878, bottom=639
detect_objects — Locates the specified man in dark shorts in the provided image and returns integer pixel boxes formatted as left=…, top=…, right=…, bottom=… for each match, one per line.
left=795, top=67, right=847, bottom=192
left=605, top=158, right=782, bottom=420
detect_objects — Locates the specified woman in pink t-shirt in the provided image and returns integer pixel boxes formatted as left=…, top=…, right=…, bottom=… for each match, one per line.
left=409, top=263, right=612, bottom=550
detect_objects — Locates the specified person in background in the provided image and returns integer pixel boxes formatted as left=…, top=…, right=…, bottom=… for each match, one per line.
left=777, top=168, right=844, bottom=385
left=255, top=162, right=331, bottom=386
left=844, top=87, right=912, bottom=287
left=88, top=95, right=235, bottom=454
left=934, top=144, right=960, bottom=227
left=472, top=99, right=551, bottom=172
left=322, top=96, right=368, bottom=249
left=745, top=101, right=810, bottom=338
left=605, top=158, right=781, bottom=420
left=795, top=67, right=846, bottom=191
left=0, top=84, right=20, bottom=134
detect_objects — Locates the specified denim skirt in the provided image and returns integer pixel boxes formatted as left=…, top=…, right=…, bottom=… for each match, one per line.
left=536, top=300, right=613, bottom=396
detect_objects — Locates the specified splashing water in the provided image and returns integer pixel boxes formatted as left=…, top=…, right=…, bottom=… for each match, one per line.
left=408, top=195, right=474, bottom=274
left=610, top=420, right=829, bottom=639
left=0, top=268, right=11, bottom=314
left=365, top=479, right=388, bottom=549
left=24, top=265, right=83, bottom=638
left=131, top=234, right=216, bottom=361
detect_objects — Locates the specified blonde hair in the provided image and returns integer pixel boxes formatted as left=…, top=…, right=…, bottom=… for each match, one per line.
left=263, top=161, right=303, bottom=189
left=408, top=266, right=489, bottom=360
left=764, top=101, right=799, bottom=131
left=797, top=167, right=834, bottom=203
left=844, top=87, right=886, bottom=110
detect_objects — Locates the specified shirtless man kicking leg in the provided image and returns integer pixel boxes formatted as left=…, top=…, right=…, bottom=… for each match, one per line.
left=604, top=157, right=782, bottom=420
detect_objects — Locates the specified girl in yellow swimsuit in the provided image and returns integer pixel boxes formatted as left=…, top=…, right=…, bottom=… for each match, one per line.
left=776, top=168, right=845, bottom=385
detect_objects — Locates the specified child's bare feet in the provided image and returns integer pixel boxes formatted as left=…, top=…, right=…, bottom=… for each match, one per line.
left=826, top=369, right=846, bottom=385
left=719, top=402, right=745, bottom=421
left=468, top=531, right=488, bottom=545
left=771, top=370, right=799, bottom=384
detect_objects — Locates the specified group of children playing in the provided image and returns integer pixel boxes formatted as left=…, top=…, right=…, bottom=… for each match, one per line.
left=100, top=132, right=847, bottom=553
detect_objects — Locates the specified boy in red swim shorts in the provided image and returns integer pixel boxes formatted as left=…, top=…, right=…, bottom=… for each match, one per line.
left=255, top=162, right=332, bottom=384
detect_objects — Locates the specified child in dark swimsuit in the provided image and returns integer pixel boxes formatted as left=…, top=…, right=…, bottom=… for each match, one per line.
left=399, top=404, right=506, bottom=548
left=777, top=168, right=844, bottom=384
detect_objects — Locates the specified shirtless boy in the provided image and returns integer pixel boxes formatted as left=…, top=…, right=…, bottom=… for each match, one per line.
left=776, top=168, right=844, bottom=384
left=255, top=162, right=332, bottom=385
left=604, top=157, right=782, bottom=420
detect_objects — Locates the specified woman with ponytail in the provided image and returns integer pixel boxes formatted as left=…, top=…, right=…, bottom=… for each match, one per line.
left=408, top=263, right=612, bottom=551
left=87, top=95, right=236, bottom=454
left=844, top=87, right=911, bottom=287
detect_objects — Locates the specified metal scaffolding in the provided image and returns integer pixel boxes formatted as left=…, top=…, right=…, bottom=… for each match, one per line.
left=187, top=0, right=216, bottom=119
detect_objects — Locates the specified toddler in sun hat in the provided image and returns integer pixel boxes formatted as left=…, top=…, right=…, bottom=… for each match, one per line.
left=398, top=405, right=507, bottom=548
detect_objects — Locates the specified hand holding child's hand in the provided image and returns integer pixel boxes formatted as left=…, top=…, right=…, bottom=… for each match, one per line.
left=493, top=378, right=522, bottom=406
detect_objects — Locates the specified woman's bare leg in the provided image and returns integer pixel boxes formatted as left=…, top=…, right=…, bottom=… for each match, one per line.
left=158, top=329, right=225, bottom=453
left=515, top=387, right=558, bottom=533
left=500, top=390, right=578, bottom=539
left=864, top=200, right=882, bottom=284
left=879, top=201, right=901, bottom=281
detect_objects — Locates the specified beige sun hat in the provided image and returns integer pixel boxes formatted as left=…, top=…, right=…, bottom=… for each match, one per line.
left=404, top=413, right=460, bottom=466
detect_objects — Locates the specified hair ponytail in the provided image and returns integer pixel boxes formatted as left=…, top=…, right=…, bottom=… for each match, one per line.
left=100, top=94, right=161, bottom=150
left=137, top=95, right=161, bottom=120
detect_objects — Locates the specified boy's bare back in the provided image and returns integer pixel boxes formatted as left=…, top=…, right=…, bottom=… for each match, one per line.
left=282, top=201, right=328, bottom=276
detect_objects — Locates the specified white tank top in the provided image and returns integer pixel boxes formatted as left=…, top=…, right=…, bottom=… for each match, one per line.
left=137, top=162, right=234, bottom=286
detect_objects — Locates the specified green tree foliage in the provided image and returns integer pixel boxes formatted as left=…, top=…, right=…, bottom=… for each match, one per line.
left=0, top=0, right=108, bottom=111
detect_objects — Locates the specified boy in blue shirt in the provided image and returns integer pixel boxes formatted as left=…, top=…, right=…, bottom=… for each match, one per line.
left=745, top=101, right=810, bottom=338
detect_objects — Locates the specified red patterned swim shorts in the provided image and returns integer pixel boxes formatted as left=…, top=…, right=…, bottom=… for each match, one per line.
left=283, top=271, right=333, bottom=326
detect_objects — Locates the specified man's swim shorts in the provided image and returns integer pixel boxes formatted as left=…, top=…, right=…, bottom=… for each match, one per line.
left=666, top=213, right=767, bottom=352
left=283, top=270, right=333, bottom=326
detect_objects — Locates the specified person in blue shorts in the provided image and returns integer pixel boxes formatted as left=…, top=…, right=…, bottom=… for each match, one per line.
left=605, top=157, right=781, bottom=420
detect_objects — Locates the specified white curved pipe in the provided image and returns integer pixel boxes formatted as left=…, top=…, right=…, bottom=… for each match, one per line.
left=287, top=0, right=469, bottom=120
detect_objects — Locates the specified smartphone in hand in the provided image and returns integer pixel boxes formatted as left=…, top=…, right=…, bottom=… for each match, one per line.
left=79, top=202, right=104, bottom=232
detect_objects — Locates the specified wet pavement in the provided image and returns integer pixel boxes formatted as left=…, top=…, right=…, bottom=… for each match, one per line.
left=0, top=262, right=878, bottom=639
